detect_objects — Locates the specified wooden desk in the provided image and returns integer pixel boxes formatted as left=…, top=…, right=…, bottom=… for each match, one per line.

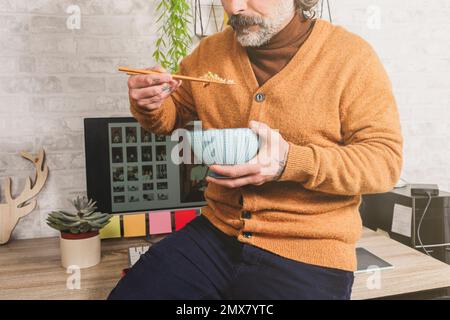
left=1, top=228, right=450, bottom=300
left=0, top=236, right=151, bottom=300
left=352, top=228, right=450, bottom=299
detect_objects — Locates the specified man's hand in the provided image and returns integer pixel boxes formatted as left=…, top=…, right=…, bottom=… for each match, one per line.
left=206, top=121, right=290, bottom=188
left=128, top=66, right=182, bottom=112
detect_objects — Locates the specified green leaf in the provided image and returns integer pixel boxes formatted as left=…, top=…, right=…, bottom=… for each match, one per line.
left=49, top=212, right=80, bottom=222
left=153, top=0, right=192, bottom=73
left=47, top=222, right=67, bottom=231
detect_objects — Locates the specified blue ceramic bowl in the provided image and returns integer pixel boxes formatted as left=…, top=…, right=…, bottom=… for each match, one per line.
left=189, top=128, right=260, bottom=178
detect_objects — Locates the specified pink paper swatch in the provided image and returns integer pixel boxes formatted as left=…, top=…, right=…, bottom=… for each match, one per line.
left=149, top=211, right=173, bottom=235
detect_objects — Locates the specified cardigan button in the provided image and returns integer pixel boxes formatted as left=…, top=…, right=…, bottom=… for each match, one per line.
left=241, top=211, right=252, bottom=219
left=243, top=231, right=252, bottom=239
left=255, top=93, right=265, bottom=102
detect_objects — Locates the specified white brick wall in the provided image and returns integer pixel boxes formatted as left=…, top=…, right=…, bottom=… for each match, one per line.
left=0, top=0, right=160, bottom=240
left=1, top=0, right=449, bottom=240
left=332, top=0, right=450, bottom=193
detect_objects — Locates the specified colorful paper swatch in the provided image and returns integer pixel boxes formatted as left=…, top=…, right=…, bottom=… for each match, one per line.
left=149, top=211, right=173, bottom=235
left=174, top=209, right=197, bottom=231
left=123, top=213, right=147, bottom=237
left=99, top=215, right=121, bottom=239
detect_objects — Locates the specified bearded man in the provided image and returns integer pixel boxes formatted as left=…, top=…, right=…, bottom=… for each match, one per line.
left=109, top=0, right=403, bottom=300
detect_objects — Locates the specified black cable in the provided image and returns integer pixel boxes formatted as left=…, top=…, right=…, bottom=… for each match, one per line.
left=194, top=0, right=205, bottom=37
left=417, top=192, right=433, bottom=256
left=194, top=0, right=198, bottom=35
left=320, top=0, right=324, bottom=18
left=319, top=0, right=333, bottom=23
left=326, top=0, right=333, bottom=23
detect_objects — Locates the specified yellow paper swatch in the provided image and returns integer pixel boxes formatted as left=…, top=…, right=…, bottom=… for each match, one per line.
left=100, top=215, right=121, bottom=239
left=123, top=213, right=147, bottom=237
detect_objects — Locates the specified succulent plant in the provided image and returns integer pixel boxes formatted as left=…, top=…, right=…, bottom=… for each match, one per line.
left=47, top=196, right=112, bottom=234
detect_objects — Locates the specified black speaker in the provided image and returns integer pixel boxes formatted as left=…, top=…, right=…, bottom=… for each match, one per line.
left=360, top=186, right=450, bottom=263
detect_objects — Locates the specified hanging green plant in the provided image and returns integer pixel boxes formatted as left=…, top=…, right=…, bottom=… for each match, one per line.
left=153, top=0, right=193, bottom=73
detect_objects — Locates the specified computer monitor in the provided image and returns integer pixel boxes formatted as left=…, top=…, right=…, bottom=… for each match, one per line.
left=84, top=117, right=208, bottom=213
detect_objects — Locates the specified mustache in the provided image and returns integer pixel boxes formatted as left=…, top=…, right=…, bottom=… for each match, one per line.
left=228, top=14, right=264, bottom=28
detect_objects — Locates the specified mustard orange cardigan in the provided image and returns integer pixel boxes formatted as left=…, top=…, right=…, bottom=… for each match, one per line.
left=131, top=19, right=403, bottom=271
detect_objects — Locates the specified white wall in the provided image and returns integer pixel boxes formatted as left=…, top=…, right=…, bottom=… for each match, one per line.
left=0, top=0, right=449, bottom=240
left=0, top=0, right=160, bottom=240
left=332, top=0, right=450, bottom=192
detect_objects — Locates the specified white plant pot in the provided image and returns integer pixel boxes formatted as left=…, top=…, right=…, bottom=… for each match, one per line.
left=60, top=233, right=101, bottom=269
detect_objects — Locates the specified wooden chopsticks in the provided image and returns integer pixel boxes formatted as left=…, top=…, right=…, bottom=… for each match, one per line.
left=117, top=67, right=236, bottom=86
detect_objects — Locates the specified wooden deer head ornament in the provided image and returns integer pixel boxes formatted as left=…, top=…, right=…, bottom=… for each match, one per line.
left=0, top=149, right=49, bottom=244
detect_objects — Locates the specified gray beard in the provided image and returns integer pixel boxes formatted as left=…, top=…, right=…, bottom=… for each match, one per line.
left=235, top=25, right=278, bottom=47
left=230, top=3, right=296, bottom=47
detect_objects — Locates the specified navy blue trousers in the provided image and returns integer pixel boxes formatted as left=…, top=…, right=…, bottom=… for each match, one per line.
left=108, top=215, right=354, bottom=300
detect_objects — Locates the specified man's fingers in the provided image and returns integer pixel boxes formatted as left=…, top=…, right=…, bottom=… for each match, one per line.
left=249, top=120, right=272, bottom=141
left=209, top=164, right=261, bottom=178
left=135, top=95, right=165, bottom=107
left=128, top=69, right=172, bottom=89
left=129, top=83, right=172, bottom=101
left=168, top=79, right=182, bottom=89
left=206, top=174, right=263, bottom=189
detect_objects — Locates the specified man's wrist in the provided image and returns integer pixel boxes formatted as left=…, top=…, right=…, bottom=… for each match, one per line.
left=274, top=143, right=289, bottom=181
